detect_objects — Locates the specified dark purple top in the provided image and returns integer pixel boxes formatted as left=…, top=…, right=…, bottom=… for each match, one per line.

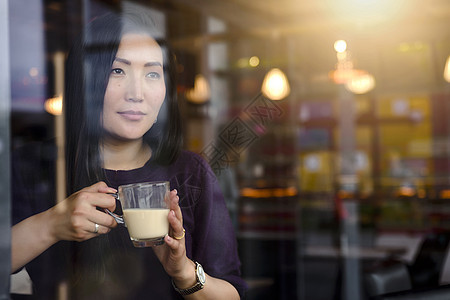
left=12, top=145, right=247, bottom=299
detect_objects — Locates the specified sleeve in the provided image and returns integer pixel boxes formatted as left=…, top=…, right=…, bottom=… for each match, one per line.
left=12, top=141, right=60, bottom=224
left=190, top=155, right=248, bottom=298
left=11, top=141, right=71, bottom=297
left=11, top=143, right=42, bottom=225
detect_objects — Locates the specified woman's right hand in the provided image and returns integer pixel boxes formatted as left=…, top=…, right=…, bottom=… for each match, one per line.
left=11, top=181, right=118, bottom=273
left=48, top=181, right=118, bottom=242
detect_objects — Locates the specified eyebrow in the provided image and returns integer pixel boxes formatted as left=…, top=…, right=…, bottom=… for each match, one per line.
left=114, top=57, right=163, bottom=67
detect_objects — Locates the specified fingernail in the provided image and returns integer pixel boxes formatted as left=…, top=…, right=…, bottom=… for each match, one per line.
left=171, top=210, right=176, bottom=217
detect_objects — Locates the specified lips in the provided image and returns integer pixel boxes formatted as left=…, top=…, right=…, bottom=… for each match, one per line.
left=118, top=110, right=146, bottom=121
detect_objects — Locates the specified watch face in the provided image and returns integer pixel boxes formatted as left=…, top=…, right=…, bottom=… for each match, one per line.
left=197, top=264, right=206, bottom=284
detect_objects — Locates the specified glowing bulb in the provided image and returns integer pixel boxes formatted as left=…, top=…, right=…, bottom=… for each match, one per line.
left=45, top=95, right=63, bottom=115
left=345, top=72, right=376, bottom=94
left=185, top=74, right=211, bottom=104
left=29, top=67, right=39, bottom=77
left=334, top=40, right=347, bottom=53
left=261, top=68, right=290, bottom=100
left=444, top=55, right=450, bottom=83
left=249, top=56, right=260, bottom=67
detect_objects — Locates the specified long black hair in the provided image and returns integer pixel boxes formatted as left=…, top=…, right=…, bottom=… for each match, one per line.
left=64, top=10, right=182, bottom=194
left=63, top=10, right=183, bottom=294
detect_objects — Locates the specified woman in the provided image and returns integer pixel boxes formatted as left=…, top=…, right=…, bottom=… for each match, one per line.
left=12, top=10, right=246, bottom=299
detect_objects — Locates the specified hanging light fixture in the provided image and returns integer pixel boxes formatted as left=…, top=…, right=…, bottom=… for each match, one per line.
left=444, top=55, right=450, bottom=83
left=329, top=39, right=376, bottom=93
left=261, top=68, right=291, bottom=100
left=45, top=94, right=63, bottom=115
left=185, top=74, right=211, bottom=104
left=334, top=39, right=347, bottom=54
left=345, top=72, right=376, bottom=94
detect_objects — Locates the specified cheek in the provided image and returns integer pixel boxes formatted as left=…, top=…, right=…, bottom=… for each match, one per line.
left=158, top=88, right=166, bottom=107
left=157, top=85, right=166, bottom=105
left=147, top=85, right=166, bottom=110
left=102, top=98, right=113, bottom=120
left=104, top=83, right=122, bottom=110
left=102, top=94, right=117, bottom=127
left=104, top=80, right=123, bottom=99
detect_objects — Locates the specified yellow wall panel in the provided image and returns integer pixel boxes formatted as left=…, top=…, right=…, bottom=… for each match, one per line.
left=299, top=151, right=334, bottom=192
left=377, top=96, right=430, bottom=118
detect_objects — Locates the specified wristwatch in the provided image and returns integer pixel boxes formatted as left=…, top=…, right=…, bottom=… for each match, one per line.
left=172, top=261, right=206, bottom=295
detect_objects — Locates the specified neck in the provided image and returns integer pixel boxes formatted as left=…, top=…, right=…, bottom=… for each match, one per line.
left=101, top=138, right=152, bottom=171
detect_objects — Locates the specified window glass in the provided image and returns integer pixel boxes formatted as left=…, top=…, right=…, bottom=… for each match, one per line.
left=8, top=1, right=450, bottom=299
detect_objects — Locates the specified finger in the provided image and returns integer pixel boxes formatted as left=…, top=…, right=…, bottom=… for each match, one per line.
left=164, top=233, right=186, bottom=253
left=169, top=190, right=182, bottom=222
left=91, top=222, right=112, bottom=235
left=90, top=209, right=118, bottom=229
left=164, top=234, right=181, bottom=249
left=95, top=193, right=117, bottom=211
left=69, top=218, right=108, bottom=241
left=74, top=182, right=117, bottom=211
left=81, top=181, right=117, bottom=194
left=98, top=185, right=117, bottom=194
left=81, top=223, right=107, bottom=237
left=80, top=192, right=116, bottom=211
left=173, top=228, right=185, bottom=240
left=168, top=210, right=184, bottom=239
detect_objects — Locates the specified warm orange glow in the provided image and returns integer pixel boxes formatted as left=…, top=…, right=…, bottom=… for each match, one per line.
left=417, top=189, right=426, bottom=199
left=395, top=186, right=415, bottom=197
left=345, top=72, right=376, bottom=94
left=45, top=95, right=63, bottom=115
left=334, top=40, right=347, bottom=53
left=261, top=68, right=291, bottom=100
left=444, top=55, right=450, bottom=83
left=337, top=190, right=355, bottom=199
left=329, top=68, right=365, bottom=84
left=440, top=189, right=450, bottom=199
left=241, top=187, right=298, bottom=198
left=185, top=74, right=211, bottom=104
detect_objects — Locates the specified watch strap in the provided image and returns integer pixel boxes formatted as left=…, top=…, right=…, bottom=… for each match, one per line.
left=172, top=261, right=205, bottom=295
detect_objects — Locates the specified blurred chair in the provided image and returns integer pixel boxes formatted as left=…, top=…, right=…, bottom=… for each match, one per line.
left=375, top=284, right=450, bottom=300
left=364, top=260, right=412, bottom=298
left=364, top=230, right=450, bottom=299
left=408, top=231, right=450, bottom=288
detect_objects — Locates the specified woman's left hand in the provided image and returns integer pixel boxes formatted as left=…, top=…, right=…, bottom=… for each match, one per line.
left=153, top=189, right=240, bottom=299
left=153, top=189, right=195, bottom=286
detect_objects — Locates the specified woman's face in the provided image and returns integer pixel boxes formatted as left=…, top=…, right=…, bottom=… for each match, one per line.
left=102, top=33, right=166, bottom=142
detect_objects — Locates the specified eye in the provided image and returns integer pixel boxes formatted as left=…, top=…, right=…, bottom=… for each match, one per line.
left=111, top=68, right=124, bottom=75
left=146, top=72, right=161, bottom=79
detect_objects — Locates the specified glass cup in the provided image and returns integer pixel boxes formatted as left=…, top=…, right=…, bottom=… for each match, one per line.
left=112, top=181, right=170, bottom=247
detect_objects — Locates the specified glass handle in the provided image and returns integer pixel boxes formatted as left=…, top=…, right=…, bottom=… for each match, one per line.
left=103, top=208, right=125, bottom=225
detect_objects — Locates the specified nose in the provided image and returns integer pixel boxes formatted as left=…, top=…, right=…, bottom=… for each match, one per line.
left=126, top=76, right=144, bottom=103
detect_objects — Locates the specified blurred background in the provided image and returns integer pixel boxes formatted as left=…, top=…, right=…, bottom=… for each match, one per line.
left=5, top=0, right=450, bottom=299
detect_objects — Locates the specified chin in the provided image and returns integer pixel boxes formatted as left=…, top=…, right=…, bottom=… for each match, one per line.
left=112, top=132, right=147, bottom=142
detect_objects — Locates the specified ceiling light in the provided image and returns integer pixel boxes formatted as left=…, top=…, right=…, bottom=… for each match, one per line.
left=261, top=68, right=290, bottom=101
left=345, top=72, right=376, bottom=94
left=249, top=56, right=260, bottom=67
left=334, top=40, right=347, bottom=53
left=45, top=95, right=63, bottom=115
left=444, top=55, right=450, bottom=83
